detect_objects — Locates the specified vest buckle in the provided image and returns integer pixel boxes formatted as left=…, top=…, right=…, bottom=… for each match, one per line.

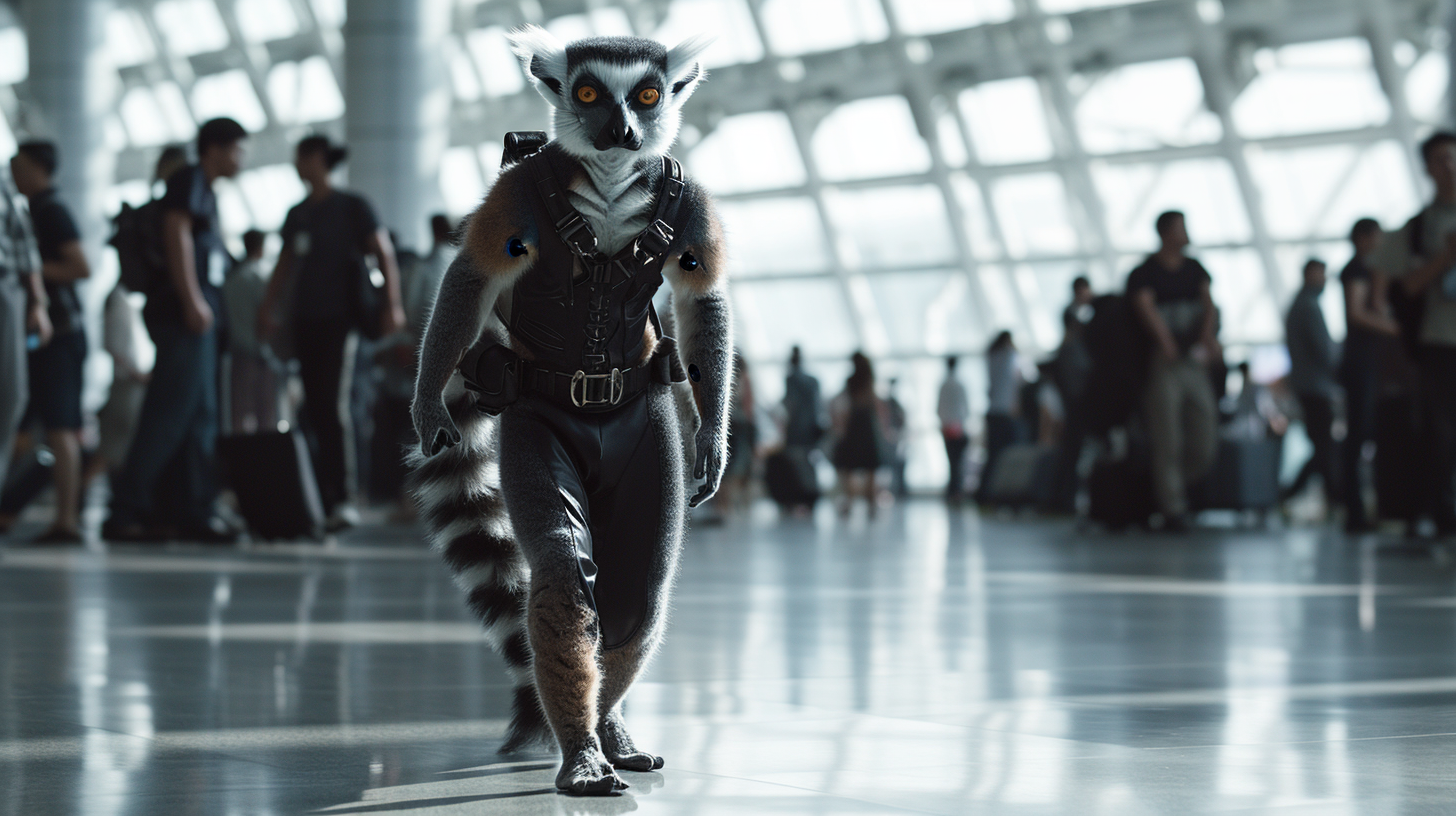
left=570, top=368, right=625, bottom=408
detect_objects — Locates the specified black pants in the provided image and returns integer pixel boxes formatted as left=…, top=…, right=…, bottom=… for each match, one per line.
left=976, top=412, right=1020, bottom=502
left=944, top=433, right=969, bottom=499
left=1420, top=346, right=1456, bottom=533
left=1342, top=347, right=1380, bottom=527
left=1285, top=392, right=1337, bottom=505
left=499, top=392, right=667, bottom=648
left=294, top=320, right=354, bottom=514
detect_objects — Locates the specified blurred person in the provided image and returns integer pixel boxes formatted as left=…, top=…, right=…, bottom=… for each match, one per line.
left=1373, top=131, right=1456, bottom=538
left=1127, top=210, right=1219, bottom=532
left=153, top=144, right=188, bottom=190
left=975, top=331, right=1022, bottom=504
left=1048, top=276, right=1095, bottom=512
left=1340, top=218, right=1399, bottom=532
left=103, top=117, right=249, bottom=543
left=885, top=378, right=907, bottom=497
left=84, top=282, right=150, bottom=489
left=0, top=163, right=49, bottom=534
left=1282, top=259, right=1340, bottom=508
left=259, top=135, right=404, bottom=530
left=783, top=345, right=823, bottom=449
left=11, top=141, right=91, bottom=543
left=1227, top=361, right=1288, bottom=441
left=1036, top=360, right=1065, bottom=446
left=938, top=355, right=970, bottom=503
left=717, top=352, right=756, bottom=514
left=405, top=214, right=457, bottom=341
left=832, top=351, right=886, bottom=517
left=223, top=229, right=276, bottom=434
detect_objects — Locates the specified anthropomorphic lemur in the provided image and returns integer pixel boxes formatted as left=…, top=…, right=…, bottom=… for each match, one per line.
left=409, top=27, right=732, bottom=796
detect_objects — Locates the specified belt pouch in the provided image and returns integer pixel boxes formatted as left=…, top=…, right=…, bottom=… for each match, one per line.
left=462, top=340, right=521, bottom=415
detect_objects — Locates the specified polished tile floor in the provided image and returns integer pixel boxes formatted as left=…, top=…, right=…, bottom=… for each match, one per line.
left=4, top=503, right=1456, bottom=814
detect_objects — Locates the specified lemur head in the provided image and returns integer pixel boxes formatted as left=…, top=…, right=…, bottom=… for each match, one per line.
left=508, top=26, right=710, bottom=160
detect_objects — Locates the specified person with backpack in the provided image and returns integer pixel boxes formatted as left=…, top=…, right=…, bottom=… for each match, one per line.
left=103, top=118, right=249, bottom=543
left=1371, top=131, right=1456, bottom=539
left=10, top=141, right=91, bottom=544
left=257, top=135, right=404, bottom=531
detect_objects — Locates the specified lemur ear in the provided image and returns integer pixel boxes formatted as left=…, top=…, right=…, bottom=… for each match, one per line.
left=666, top=35, right=712, bottom=101
left=507, top=25, right=569, bottom=105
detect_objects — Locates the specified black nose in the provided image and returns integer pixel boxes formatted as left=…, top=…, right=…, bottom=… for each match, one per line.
left=595, top=107, right=643, bottom=150
left=612, top=120, right=634, bottom=146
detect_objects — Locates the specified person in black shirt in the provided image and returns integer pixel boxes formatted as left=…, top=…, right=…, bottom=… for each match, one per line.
left=1126, top=211, right=1220, bottom=531
left=259, top=135, right=403, bottom=529
left=104, top=118, right=248, bottom=543
left=1340, top=218, right=1400, bottom=531
left=10, top=141, right=90, bottom=543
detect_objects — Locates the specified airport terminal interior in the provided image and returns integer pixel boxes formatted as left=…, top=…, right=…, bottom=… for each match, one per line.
left=5, top=0, right=1456, bottom=812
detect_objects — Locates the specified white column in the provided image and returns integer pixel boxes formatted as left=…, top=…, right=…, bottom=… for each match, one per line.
left=23, top=0, right=113, bottom=263
left=343, top=0, right=450, bottom=252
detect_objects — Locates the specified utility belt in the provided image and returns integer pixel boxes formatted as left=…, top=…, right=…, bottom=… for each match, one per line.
left=460, top=337, right=686, bottom=415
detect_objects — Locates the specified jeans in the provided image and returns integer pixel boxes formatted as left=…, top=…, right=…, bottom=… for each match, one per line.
left=109, top=323, right=218, bottom=529
left=1143, top=356, right=1218, bottom=517
left=0, top=276, right=26, bottom=490
left=943, top=433, right=969, bottom=499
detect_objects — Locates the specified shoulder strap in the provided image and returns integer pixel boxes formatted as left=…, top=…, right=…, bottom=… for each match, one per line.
left=630, top=157, right=686, bottom=265
left=523, top=150, right=599, bottom=262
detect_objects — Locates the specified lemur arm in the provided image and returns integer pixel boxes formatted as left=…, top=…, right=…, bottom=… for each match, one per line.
left=412, top=165, right=537, bottom=456
left=663, top=180, right=733, bottom=507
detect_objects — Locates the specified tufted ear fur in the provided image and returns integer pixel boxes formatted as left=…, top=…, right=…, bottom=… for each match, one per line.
left=666, top=35, right=712, bottom=102
left=507, top=25, right=569, bottom=107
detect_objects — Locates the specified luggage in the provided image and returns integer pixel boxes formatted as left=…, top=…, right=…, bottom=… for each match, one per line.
left=1193, top=437, right=1281, bottom=511
left=217, top=430, right=325, bottom=539
left=1374, top=396, right=1422, bottom=522
left=1083, top=294, right=1151, bottom=435
left=766, top=446, right=819, bottom=508
left=1087, top=456, right=1155, bottom=530
left=984, top=443, right=1055, bottom=507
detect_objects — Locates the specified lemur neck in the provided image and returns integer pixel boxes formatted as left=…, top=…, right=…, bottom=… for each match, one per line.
left=564, top=149, right=657, bottom=257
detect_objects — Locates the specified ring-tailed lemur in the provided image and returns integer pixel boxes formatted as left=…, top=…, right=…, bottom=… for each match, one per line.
left=409, top=27, right=732, bottom=795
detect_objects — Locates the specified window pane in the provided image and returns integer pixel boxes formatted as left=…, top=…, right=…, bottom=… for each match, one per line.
left=1093, top=159, right=1249, bottom=250
left=0, top=28, right=25, bottom=84
left=153, top=0, right=231, bottom=56
left=716, top=197, right=831, bottom=276
left=653, top=0, right=763, bottom=68
left=689, top=112, right=806, bottom=194
left=446, top=37, right=482, bottom=102
left=960, top=79, right=1054, bottom=165
left=106, top=9, right=154, bottom=67
left=991, top=173, right=1080, bottom=258
left=1407, top=50, right=1447, bottom=125
left=236, top=0, right=299, bottom=43
left=732, top=278, right=858, bottom=361
left=466, top=27, right=525, bottom=98
left=192, top=70, right=267, bottom=133
left=1232, top=39, right=1389, bottom=139
left=813, top=96, right=931, bottom=181
left=1313, top=141, right=1419, bottom=239
left=439, top=147, right=485, bottom=218
left=119, top=87, right=172, bottom=147
left=886, top=0, right=1012, bottom=34
left=1077, top=58, right=1221, bottom=153
left=268, top=56, right=345, bottom=124
left=866, top=271, right=955, bottom=354
left=759, top=0, right=888, bottom=56
left=823, top=185, right=956, bottom=269
left=949, top=173, right=1002, bottom=260
left=1202, top=248, right=1280, bottom=343
left=236, top=164, right=306, bottom=231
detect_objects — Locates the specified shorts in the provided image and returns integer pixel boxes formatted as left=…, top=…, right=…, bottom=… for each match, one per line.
left=24, top=330, right=86, bottom=431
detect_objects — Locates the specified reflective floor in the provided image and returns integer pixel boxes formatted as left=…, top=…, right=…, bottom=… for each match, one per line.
left=4, top=502, right=1456, bottom=814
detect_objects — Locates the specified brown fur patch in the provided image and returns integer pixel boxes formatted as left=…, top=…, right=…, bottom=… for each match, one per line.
left=462, top=167, right=538, bottom=281
left=638, top=322, right=658, bottom=366
left=527, top=579, right=602, bottom=750
left=672, top=206, right=726, bottom=296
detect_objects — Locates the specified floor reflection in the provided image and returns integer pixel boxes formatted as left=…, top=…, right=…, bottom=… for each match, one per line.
left=4, top=502, right=1456, bottom=814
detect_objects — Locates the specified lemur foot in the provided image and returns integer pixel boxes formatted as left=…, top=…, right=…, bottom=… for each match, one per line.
left=599, top=712, right=665, bottom=771
left=556, top=746, right=627, bottom=796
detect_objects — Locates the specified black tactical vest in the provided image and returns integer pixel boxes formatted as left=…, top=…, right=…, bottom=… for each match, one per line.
left=498, top=145, right=687, bottom=380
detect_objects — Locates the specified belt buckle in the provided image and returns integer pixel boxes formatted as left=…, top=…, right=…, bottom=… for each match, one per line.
left=570, top=368, right=625, bottom=408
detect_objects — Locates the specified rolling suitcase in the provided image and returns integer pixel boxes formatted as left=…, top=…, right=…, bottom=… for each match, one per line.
left=217, top=430, right=325, bottom=540
left=984, top=443, right=1056, bottom=508
left=1194, top=437, right=1281, bottom=511
left=766, top=446, right=819, bottom=508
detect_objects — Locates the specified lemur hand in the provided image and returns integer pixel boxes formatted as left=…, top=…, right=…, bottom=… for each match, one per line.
left=413, top=397, right=461, bottom=457
left=689, top=426, right=724, bottom=507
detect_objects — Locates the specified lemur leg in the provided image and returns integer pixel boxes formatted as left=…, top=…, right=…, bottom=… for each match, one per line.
left=593, top=385, right=686, bottom=772
left=497, top=405, right=623, bottom=796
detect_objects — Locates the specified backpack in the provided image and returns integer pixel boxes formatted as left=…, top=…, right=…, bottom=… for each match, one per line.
left=109, top=199, right=166, bottom=293
left=1082, top=293, right=1150, bottom=435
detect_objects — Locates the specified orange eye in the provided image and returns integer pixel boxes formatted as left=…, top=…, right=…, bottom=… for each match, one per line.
left=576, top=86, right=598, bottom=103
left=637, top=88, right=660, bottom=106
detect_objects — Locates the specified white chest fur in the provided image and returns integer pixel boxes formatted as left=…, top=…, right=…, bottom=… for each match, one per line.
left=567, top=153, right=654, bottom=258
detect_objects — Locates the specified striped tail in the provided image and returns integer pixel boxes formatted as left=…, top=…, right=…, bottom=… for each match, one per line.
left=406, top=391, right=550, bottom=752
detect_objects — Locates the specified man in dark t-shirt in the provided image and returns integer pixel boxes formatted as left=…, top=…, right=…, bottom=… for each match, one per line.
left=104, top=118, right=248, bottom=544
left=1340, top=219, right=1401, bottom=531
left=1126, top=210, right=1220, bottom=530
left=10, top=141, right=91, bottom=543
